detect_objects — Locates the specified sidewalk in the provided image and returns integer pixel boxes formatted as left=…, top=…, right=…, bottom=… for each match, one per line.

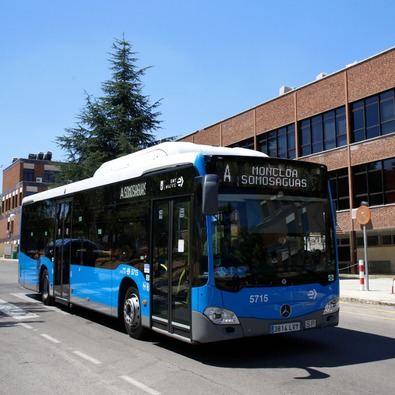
left=340, top=276, right=395, bottom=307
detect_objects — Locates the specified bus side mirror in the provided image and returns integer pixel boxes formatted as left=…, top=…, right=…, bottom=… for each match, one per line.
left=202, top=174, right=219, bottom=215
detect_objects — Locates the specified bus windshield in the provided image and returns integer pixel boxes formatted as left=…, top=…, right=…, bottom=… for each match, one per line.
left=212, top=193, right=335, bottom=290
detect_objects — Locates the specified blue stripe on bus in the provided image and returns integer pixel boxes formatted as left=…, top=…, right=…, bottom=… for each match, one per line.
left=70, top=264, right=150, bottom=317
left=19, top=252, right=150, bottom=318
left=18, top=252, right=53, bottom=291
left=194, top=154, right=206, bottom=176
left=327, top=180, right=340, bottom=277
left=191, top=282, right=338, bottom=320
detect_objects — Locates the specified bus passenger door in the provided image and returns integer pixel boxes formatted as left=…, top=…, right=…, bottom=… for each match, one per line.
left=151, top=198, right=191, bottom=339
left=53, top=200, right=72, bottom=303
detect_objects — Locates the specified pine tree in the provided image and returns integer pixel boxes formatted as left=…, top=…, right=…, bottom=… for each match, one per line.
left=56, top=37, right=161, bottom=182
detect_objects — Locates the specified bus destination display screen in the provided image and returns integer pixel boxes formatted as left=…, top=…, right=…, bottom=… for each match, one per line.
left=205, top=156, right=327, bottom=196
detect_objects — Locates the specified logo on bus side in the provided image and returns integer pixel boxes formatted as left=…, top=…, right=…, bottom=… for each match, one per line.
left=120, top=182, right=146, bottom=199
left=159, top=176, right=184, bottom=191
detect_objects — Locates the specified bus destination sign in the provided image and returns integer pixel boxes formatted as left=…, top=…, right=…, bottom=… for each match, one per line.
left=208, top=157, right=325, bottom=194
left=225, top=164, right=308, bottom=188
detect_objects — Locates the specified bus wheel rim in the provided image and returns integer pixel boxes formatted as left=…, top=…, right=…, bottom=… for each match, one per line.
left=124, top=294, right=140, bottom=329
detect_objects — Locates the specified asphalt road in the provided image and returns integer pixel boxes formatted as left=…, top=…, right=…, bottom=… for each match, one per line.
left=1, top=260, right=394, bottom=395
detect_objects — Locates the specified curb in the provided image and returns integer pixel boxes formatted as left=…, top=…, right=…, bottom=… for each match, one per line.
left=340, top=296, right=395, bottom=308
left=0, top=259, right=18, bottom=263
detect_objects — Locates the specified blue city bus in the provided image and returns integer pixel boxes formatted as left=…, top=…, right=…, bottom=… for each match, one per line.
left=19, top=142, right=339, bottom=343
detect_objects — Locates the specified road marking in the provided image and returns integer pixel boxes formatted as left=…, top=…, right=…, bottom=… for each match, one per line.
left=40, top=334, right=61, bottom=344
left=72, top=350, right=101, bottom=365
left=17, top=323, right=33, bottom=329
left=10, top=293, right=40, bottom=304
left=120, top=375, right=161, bottom=395
left=0, top=298, right=39, bottom=320
left=10, top=293, right=69, bottom=315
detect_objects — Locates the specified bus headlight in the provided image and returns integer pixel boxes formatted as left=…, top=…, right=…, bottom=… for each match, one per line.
left=204, top=307, right=240, bottom=325
left=323, top=297, right=339, bottom=315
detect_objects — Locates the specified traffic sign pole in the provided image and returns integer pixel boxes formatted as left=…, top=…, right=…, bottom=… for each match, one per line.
left=356, top=203, right=371, bottom=292
left=363, top=224, right=369, bottom=291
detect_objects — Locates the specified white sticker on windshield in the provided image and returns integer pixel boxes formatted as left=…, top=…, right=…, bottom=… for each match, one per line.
left=178, top=239, right=185, bottom=253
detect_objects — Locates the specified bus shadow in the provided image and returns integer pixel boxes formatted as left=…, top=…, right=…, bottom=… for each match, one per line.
left=154, top=327, right=395, bottom=378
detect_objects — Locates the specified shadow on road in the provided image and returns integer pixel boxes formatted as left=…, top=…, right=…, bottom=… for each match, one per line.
left=154, top=327, right=395, bottom=379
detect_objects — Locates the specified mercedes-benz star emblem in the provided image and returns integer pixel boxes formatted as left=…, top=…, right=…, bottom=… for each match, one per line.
left=280, top=304, right=291, bottom=318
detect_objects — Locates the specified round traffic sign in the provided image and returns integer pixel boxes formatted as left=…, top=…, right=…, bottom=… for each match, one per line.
left=356, top=205, right=371, bottom=225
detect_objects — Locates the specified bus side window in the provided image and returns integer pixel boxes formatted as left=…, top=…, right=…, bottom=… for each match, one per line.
left=115, top=200, right=149, bottom=270
left=70, top=239, right=83, bottom=266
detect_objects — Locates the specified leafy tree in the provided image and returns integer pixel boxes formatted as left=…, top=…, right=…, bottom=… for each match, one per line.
left=56, top=37, right=161, bottom=182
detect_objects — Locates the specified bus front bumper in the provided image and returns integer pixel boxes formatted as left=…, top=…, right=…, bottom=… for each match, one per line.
left=191, top=309, right=339, bottom=343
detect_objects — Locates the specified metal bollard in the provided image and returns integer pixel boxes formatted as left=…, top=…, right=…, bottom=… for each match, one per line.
left=359, top=259, right=365, bottom=291
left=392, top=278, right=395, bottom=295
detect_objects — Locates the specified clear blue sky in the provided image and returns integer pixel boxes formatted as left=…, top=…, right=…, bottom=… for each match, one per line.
left=1, top=0, right=395, bottom=186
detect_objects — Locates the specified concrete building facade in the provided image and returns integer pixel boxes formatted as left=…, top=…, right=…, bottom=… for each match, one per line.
left=179, top=47, right=395, bottom=274
left=0, top=152, right=61, bottom=257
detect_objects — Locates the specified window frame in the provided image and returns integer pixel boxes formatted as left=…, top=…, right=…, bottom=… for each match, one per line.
left=257, top=123, right=296, bottom=159
left=299, top=106, right=347, bottom=156
left=351, top=88, right=395, bottom=143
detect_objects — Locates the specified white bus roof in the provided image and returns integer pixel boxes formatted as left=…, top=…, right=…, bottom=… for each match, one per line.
left=22, top=142, right=267, bottom=205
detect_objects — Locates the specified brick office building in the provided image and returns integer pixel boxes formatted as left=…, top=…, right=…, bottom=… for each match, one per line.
left=0, top=152, right=62, bottom=258
left=179, top=47, right=395, bottom=274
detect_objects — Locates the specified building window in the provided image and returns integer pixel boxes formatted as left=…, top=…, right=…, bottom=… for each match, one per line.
left=299, top=106, right=347, bottom=156
left=357, top=232, right=395, bottom=247
left=383, top=157, right=395, bottom=204
left=23, top=168, right=35, bottom=182
left=257, top=124, right=296, bottom=159
left=351, top=157, right=395, bottom=207
left=43, top=171, right=56, bottom=183
left=328, top=168, right=350, bottom=210
left=351, top=88, right=395, bottom=142
left=382, top=234, right=395, bottom=245
left=337, top=235, right=351, bottom=266
left=353, top=161, right=383, bottom=207
left=229, top=137, right=254, bottom=150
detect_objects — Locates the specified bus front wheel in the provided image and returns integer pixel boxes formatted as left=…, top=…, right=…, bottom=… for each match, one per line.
left=123, top=286, right=145, bottom=339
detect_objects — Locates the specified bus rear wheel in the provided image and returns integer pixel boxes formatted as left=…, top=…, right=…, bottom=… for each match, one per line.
left=40, top=270, right=52, bottom=306
left=123, top=286, right=145, bottom=339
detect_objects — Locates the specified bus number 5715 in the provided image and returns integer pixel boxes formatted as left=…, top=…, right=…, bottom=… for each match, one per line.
left=249, top=294, right=269, bottom=303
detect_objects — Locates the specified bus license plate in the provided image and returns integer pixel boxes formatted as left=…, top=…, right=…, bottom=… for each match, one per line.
left=271, top=322, right=301, bottom=334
